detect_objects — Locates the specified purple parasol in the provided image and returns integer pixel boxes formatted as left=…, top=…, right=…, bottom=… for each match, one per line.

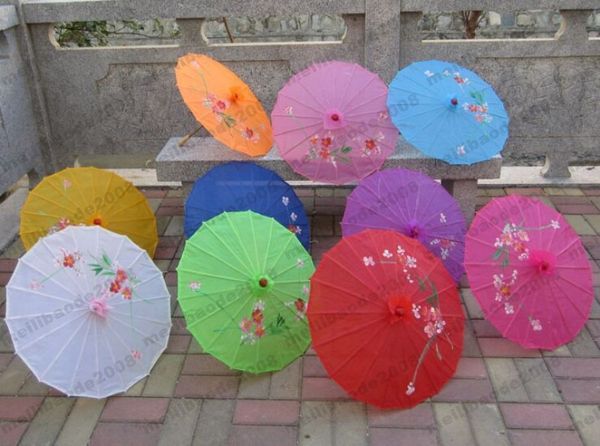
left=341, top=168, right=466, bottom=282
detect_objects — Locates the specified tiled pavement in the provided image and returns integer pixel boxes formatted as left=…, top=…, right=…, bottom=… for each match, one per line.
left=1, top=186, right=600, bottom=446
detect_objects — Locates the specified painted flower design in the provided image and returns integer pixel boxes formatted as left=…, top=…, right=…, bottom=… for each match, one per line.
left=56, top=249, right=82, bottom=273
left=412, top=304, right=422, bottom=319
left=121, top=287, right=132, bottom=300
left=429, top=239, right=456, bottom=260
left=240, top=300, right=267, bottom=344
left=494, top=223, right=531, bottom=261
left=440, top=213, right=447, bottom=224
left=290, top=212, right=298, bottom=222
left=453, top=72, right=470, bottom=85
left=296, top=259, right=305, bottom=268
left=493, top=269, right=518, bottom=304
left=63, top=179, right=72, bottom=190
left=378, top=111, right=389, bottom=121
left=306, top=132, right=352, bottom=167
left=284, top=105, right=294, bottom=116
left=456, top=145, right=466, bottom=156
left=282, top=196, right=290, bottom=206
left=90, top=254, right=138, bottom=300
left=363, top=256, right=375, bottom=267
left=359, top=132, right=385, bottom=157
left=406, top=382, right=416, bottom=395
left=504, top=302, right=514, bottom=315
left=189, top=281, right=201, bottom=292
left=422, top=307, right=446, bottom=338
left=550, top=220, right=560, bottom=230
left=463, top=91, right=492, bottom=124
left=241, top=127, right=260, bottom=143
left=530, top=318, right=543, bottom=331
left=203, top=93, right=236, bottom=127
left=286, top=298, right=307, bottom=320
left=48, top=217, right=71, bottom=235
left=29, top=280, right=42, bottom=290
left=131, top=350, right=142, bottom=361
left=302, top=284, right=310, bottom=296
left=382, top=249, right=393, bottom=259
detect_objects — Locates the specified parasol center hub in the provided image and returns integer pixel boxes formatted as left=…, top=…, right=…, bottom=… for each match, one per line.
left=89, top=298, right=109, bottom=318
left=387, top=294, right=412, bottom=323
left=450, top=98, right=459, bottom=106
left=406, top=223, right=420, bottom=239
left=324, top=108, right=346, bottom=129
left=93, top=217, right=102, bottom=226
left=251, top=274, right=274, bottom=296
left=529, top=249, right=557, bottom=275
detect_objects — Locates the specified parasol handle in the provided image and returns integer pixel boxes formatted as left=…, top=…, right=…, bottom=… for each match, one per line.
left=178, top=127, right=204, bottom=147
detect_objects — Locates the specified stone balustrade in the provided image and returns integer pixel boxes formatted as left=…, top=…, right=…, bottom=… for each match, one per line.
left=0, top=0, right=599, bottom=197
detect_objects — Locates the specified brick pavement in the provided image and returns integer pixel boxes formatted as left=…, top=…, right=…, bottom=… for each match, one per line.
left=1, top=186, right=600, bottom=445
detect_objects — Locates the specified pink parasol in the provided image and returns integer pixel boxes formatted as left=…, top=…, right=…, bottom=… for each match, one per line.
left=465, top=195, right=593, bottom=350
left=271, top=61, right=398, bottom=184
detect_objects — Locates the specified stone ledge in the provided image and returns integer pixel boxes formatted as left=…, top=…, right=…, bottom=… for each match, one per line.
left=0, top=5, right=18, bottom=31
left=156, top=136, right=502, bottom=183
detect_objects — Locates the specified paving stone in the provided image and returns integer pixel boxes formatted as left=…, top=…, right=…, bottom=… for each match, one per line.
left=156, top=216, right=171, bottom=236
left=434, top=402, right=476, bottom=446
left=567, top=328, right=600, bottom=357
left=312, top=215, right=334, bottom=236
left=433, top=378, right=494, bottom=402
left=455, top=358, right=488, bottom=379
left=17, top=374, right=49, bottom=396
left=187, top=338, right=204, bottom=354
left=0, top=259, right=17, bottom=272
left=485, top=358, right=529, bottom=402
left=504, top=187, right=544, bottom=196
left=367, top=402, right=435, bottom=428
left=509, top=429, right=584, bottom=446
left=466, top=403, right=509, bottom=446
left=182, top=354, right=239, bottom=375
left=237, top=373, right=271, bottom=399
left=460, top=288, right=483, bottom=319
left=101, top=397, right=169, bottom=423
left=147, top=198, right=162, bottom=213
left=164, top=215, right=184, bottom=236
left=0, top=353, right=11, bottom=371
left=0, top=357, right=30, bottom=394
left=478, top=338, right=541, bottom=358
left=301, top=377, right=349, bottom=400
left=123, top=377, right=147, bottom=396
left=192, top=400, right=234, bottom=446
left=228, top=425, right=298, bottom=446
left=55, top=398, right=105, bottom=446
left=369, top=427, right=438, bottom=446
left=588, top=216, right=600, bottom=235
left=555, top=379, right=600, bottom=403
left=556, top=204, right=600, bottom=214
left=547, top=358, right=600, bottom=378
left=19, top=397, right=74, bottom=446
left=500, top=403, right=572, bottom=429
left=143, top=189, right=168, bottom=199
left=471, top=320, right=501, bottom=338
left=233, top=400, right=300, bottom=425
left=333, top=402, right=367, bottom=446
left=462, top=323, right=482, bottom=357
left=175, top=375, right=239, bottom=398
left=143, top=354, right=185, bottom=397
left=299, top=401, right=333, bottom=446
left=565, top=215, right=596, bottom=235
left=0, top=421, right=28, bottom=446
left=158, top=399, right=202, bottom=446
left=514, top=358, right=562, bottom=402
left=270, top=358, right=302, bottom=399
left=302, top=356, right=327, bottom=377
left=166, top=189, right=183, bottom=198
left=543, top=344, right=573, bottom=357
left=0, top=397, right=43, bottom=421
left=90, top=422, right=161, bottom=446
left=568, top=404, right=600, bottom=446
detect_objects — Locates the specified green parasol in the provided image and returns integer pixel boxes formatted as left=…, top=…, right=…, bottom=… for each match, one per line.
left=177, top=211, right=314, bottom=373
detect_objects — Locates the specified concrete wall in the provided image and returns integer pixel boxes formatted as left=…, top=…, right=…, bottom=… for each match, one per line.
left=0, top=0, right=598, bottom=193
left=0, top=4, right=46, bottom=194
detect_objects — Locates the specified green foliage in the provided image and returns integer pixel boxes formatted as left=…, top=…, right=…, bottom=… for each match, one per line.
left=54, top=19, right=181, bottom=48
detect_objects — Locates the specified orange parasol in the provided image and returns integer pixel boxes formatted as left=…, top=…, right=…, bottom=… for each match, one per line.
left=175, top=54, right=273, bottom=156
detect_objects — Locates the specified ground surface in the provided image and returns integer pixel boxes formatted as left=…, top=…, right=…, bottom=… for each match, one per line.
left=1, top=186, right=600, bottom=446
